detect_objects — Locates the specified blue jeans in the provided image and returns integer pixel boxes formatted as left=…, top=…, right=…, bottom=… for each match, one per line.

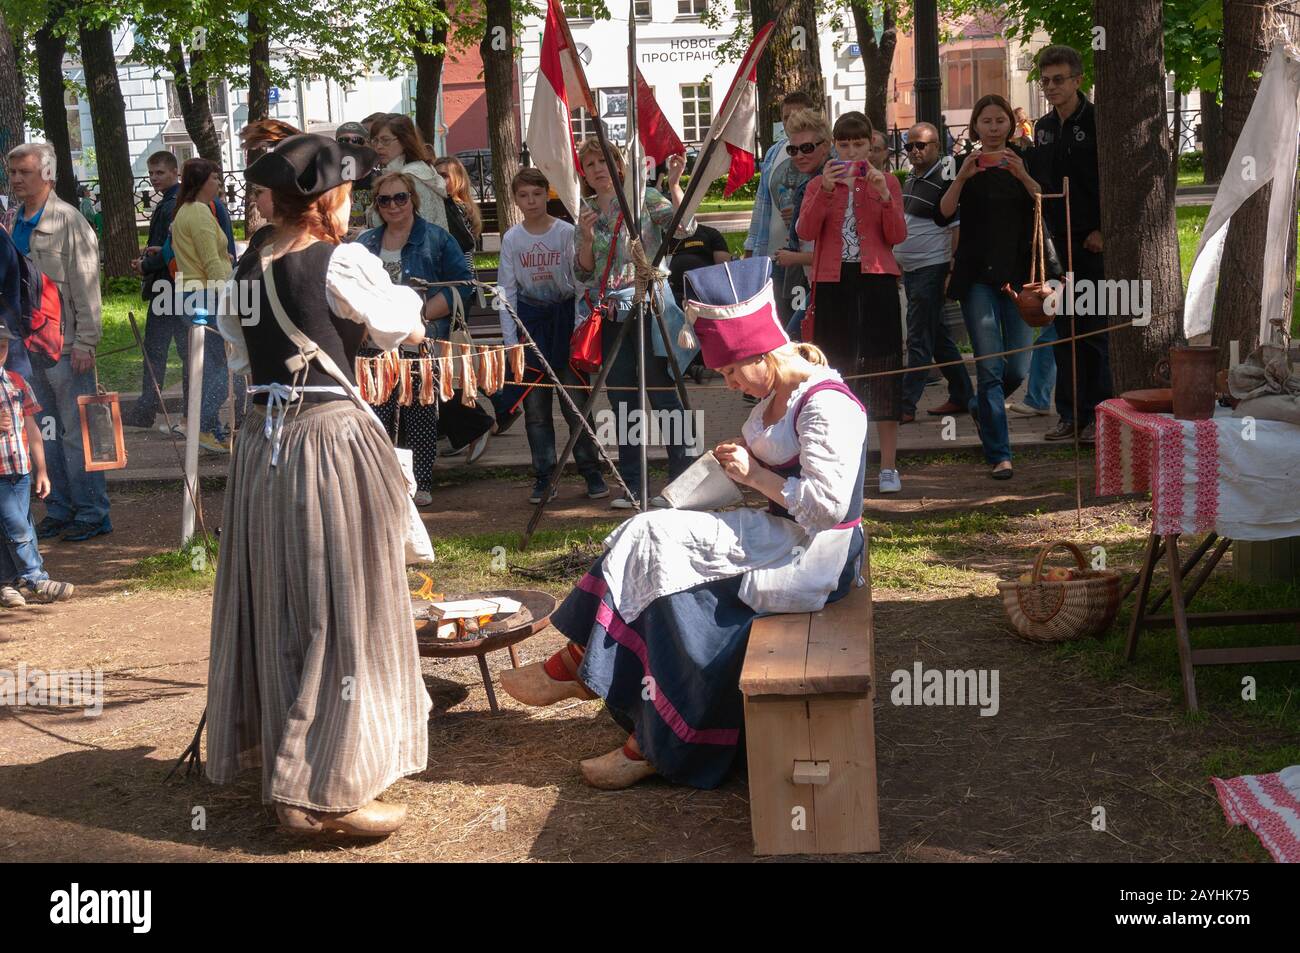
left=1023, top=322, right=1058, bottom=412
left=186, top=300, right=239, bottom=438
left=901, top=263, right=975, bottom=416
left=961, top=282, right=1032, bottom=465
left=603, top=313, right=689, bottom=495
left=134, top=286, right=189, bottom=422
left=0, top=473, right=49, bottom=586
left=29, top=359, right=111, bottom=527
left=524, top=366, right=602, bottom=482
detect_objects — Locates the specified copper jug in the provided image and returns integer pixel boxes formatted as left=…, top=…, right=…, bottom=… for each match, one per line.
left=1168, top=346, right=1219, bottom=421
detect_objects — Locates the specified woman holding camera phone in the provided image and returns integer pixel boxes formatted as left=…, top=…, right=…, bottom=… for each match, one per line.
left=796, top=111, right=907, bottom=495
left=936, top=94, right=1040, bottom=480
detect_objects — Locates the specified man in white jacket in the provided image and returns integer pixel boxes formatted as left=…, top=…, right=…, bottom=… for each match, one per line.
left=6, top=143, right=111, bottom=542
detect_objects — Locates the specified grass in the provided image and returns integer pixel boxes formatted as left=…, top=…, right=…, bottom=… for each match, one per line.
left=126, top=522, right=622, bottom=596
left=1057, top=570, right=1300, bottom=738
left=697, top=198, right=755, bottom=214
left=130, top=535, right=218, bottom=591
left=1177, top=168, right=1206, bottom=188
left=1177, top=205, right=1300, bottom=334
left=868, top=510, right=1011, bottom=593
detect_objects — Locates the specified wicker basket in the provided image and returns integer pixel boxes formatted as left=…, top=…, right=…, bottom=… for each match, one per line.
left=997, top=541, right=1123, bottom=643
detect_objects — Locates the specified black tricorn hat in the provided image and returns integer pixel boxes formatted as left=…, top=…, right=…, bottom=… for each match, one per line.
left=245, top=133, right=377, bottom=198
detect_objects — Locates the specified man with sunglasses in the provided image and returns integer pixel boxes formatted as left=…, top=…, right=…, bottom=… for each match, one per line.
left=895, top=123, right=973, bottom=424
left=1027, top=44, right=1110, bottom=445
left=336, top=122, right=377, bottom=239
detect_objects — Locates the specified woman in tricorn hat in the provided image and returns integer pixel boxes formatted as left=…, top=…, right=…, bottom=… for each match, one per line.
left=500, top=259, right=869, bottom=791
left=206, top=133, right=432, bottom=838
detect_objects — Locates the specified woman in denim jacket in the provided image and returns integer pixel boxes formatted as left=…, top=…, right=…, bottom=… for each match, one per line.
left=357, top=172, right=482, bottom=502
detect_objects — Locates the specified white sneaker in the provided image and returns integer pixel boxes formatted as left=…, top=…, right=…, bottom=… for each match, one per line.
left=158, top=421, right=186, bottom=437
left=0, top=585, right=26, bottom=608
left=413, top=490, right=433, bottom=507
left=611, top=495, right=639, bottom=510
left=1006, top=401, right=1050, bottom=417
left=651, top=495, right=671, bottom=509
left=878, top=469, right=902, bottom=494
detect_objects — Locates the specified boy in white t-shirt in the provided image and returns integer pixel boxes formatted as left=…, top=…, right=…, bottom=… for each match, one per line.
left=497, top=169, right=608, bottom=504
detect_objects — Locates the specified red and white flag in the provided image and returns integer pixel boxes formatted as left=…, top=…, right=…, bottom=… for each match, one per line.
left=634, top=67, right=685, bottom=169
left=677, top=21, right=775, bottom=225
left=525, top=0, right=590, bottom=218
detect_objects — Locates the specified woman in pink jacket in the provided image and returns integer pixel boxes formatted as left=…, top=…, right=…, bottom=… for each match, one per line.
left=797, top=111, right=908, bottom=494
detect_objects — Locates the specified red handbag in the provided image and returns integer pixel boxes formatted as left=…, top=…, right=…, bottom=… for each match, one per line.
left=799, top=283, right=817, bottom=342
left=570, top=213, right=623, bottom=375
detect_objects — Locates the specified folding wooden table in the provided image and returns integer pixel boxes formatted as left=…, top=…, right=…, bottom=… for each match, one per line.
left=1095, top=400, right=1300, bottom=712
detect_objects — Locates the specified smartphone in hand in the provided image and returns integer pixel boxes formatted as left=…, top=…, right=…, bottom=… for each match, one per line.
left=976, top=152, right=1009, bottom=170
left=833, top=159, right=873, bottom=178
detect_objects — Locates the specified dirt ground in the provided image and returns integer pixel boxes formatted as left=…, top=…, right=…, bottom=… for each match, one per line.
left=0, top=456, right=1278, bottom=863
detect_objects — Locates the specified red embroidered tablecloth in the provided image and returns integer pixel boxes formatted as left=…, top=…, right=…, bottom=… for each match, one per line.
left=1095, top=399, right=1300, bottom=540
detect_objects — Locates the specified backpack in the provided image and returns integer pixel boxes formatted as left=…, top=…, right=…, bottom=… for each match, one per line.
left=14, top=251, right=65, bottom=369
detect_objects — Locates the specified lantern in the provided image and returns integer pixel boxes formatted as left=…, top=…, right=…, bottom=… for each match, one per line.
left=78, top=386, right=127, bottom=472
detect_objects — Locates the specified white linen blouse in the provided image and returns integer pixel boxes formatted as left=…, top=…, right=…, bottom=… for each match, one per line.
left=599, top=365, right=868, bottom=622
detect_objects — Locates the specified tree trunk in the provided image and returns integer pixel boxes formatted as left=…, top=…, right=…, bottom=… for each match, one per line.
left=78, top=21, right=138, bottom=277
left=753, top=0, right=825, bottom=155
left=35, top=9, right=77, bottom=206
left=412, top=6, right=448, bottom=149
left=480, top=0, right=520, bottom=234
left=1171, top=85, right=1182, bottom=162
left=247, top=9, right=270, bottom=127
left=1209, top=0, right=1271, bottom=362
left=853, top=1, right=898, bottom=135
left=0, top=11, right=25, bottom=195
left=168, top=43, right=223, bottom=165
left=1093, top=0, right=1183, bottom=392
left=1200, top=83, right=1224, bottom=184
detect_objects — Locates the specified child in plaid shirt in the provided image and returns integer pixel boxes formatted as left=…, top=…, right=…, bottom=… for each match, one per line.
left=0, top=325, right=75, bottom=607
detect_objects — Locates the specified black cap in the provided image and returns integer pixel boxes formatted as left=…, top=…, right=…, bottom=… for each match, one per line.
left=245, top=133, right=377, bottom=198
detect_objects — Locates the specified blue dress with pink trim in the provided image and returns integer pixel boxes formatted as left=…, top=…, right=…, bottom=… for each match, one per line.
left=551, top=377, right=868, bottom=789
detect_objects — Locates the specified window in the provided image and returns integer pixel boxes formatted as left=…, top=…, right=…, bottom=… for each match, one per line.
left=65, top=88, right=82, bottom=154
left=635, top=0, right=652, bottom=17
left=677, top=0, right=708, bottom=16
left=570, top=106, right=596, bottom=147
left=166, top=79, right=228, bottom=117
left=564, top=1, right=596, bottom=18
left=734, top=0, right=750, bottom=12
left=940, top=48, right=1007, bottom=110
left=680, top=83, right=712, bottom=141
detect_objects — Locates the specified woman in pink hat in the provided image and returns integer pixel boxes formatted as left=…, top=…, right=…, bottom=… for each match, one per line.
left=500, top=261, right=869, bottom=791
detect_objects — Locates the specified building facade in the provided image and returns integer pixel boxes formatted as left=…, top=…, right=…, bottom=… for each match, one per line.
left=520, top=0, right=872, bottom=152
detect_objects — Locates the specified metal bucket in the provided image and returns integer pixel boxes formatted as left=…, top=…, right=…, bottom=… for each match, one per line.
left=1170, top=345, right=1219, bottom=421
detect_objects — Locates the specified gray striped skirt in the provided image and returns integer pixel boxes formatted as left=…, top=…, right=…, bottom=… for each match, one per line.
left=205, top=400, right=432, bottom=811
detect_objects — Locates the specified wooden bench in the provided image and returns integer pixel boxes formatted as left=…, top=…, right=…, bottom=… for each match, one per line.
left=739, top=559, right=879, bottom=856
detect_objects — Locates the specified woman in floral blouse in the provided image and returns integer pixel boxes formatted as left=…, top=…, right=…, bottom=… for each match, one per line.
left=573, top=137, right=697, bottom=509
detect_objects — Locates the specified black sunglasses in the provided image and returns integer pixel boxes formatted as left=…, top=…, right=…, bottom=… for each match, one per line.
left=338, top=136, right=366, bottom=146
left=905, top=140, right=934, bottom=151
left=376, top=192, right=411, bottom=208
left=785, top=140, right=824, bottom=156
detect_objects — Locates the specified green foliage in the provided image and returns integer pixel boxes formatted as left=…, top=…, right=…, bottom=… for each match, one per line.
left=943, top=0, right=1222, bottom=94
left=1178, top=148, right=1203, bottom=173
